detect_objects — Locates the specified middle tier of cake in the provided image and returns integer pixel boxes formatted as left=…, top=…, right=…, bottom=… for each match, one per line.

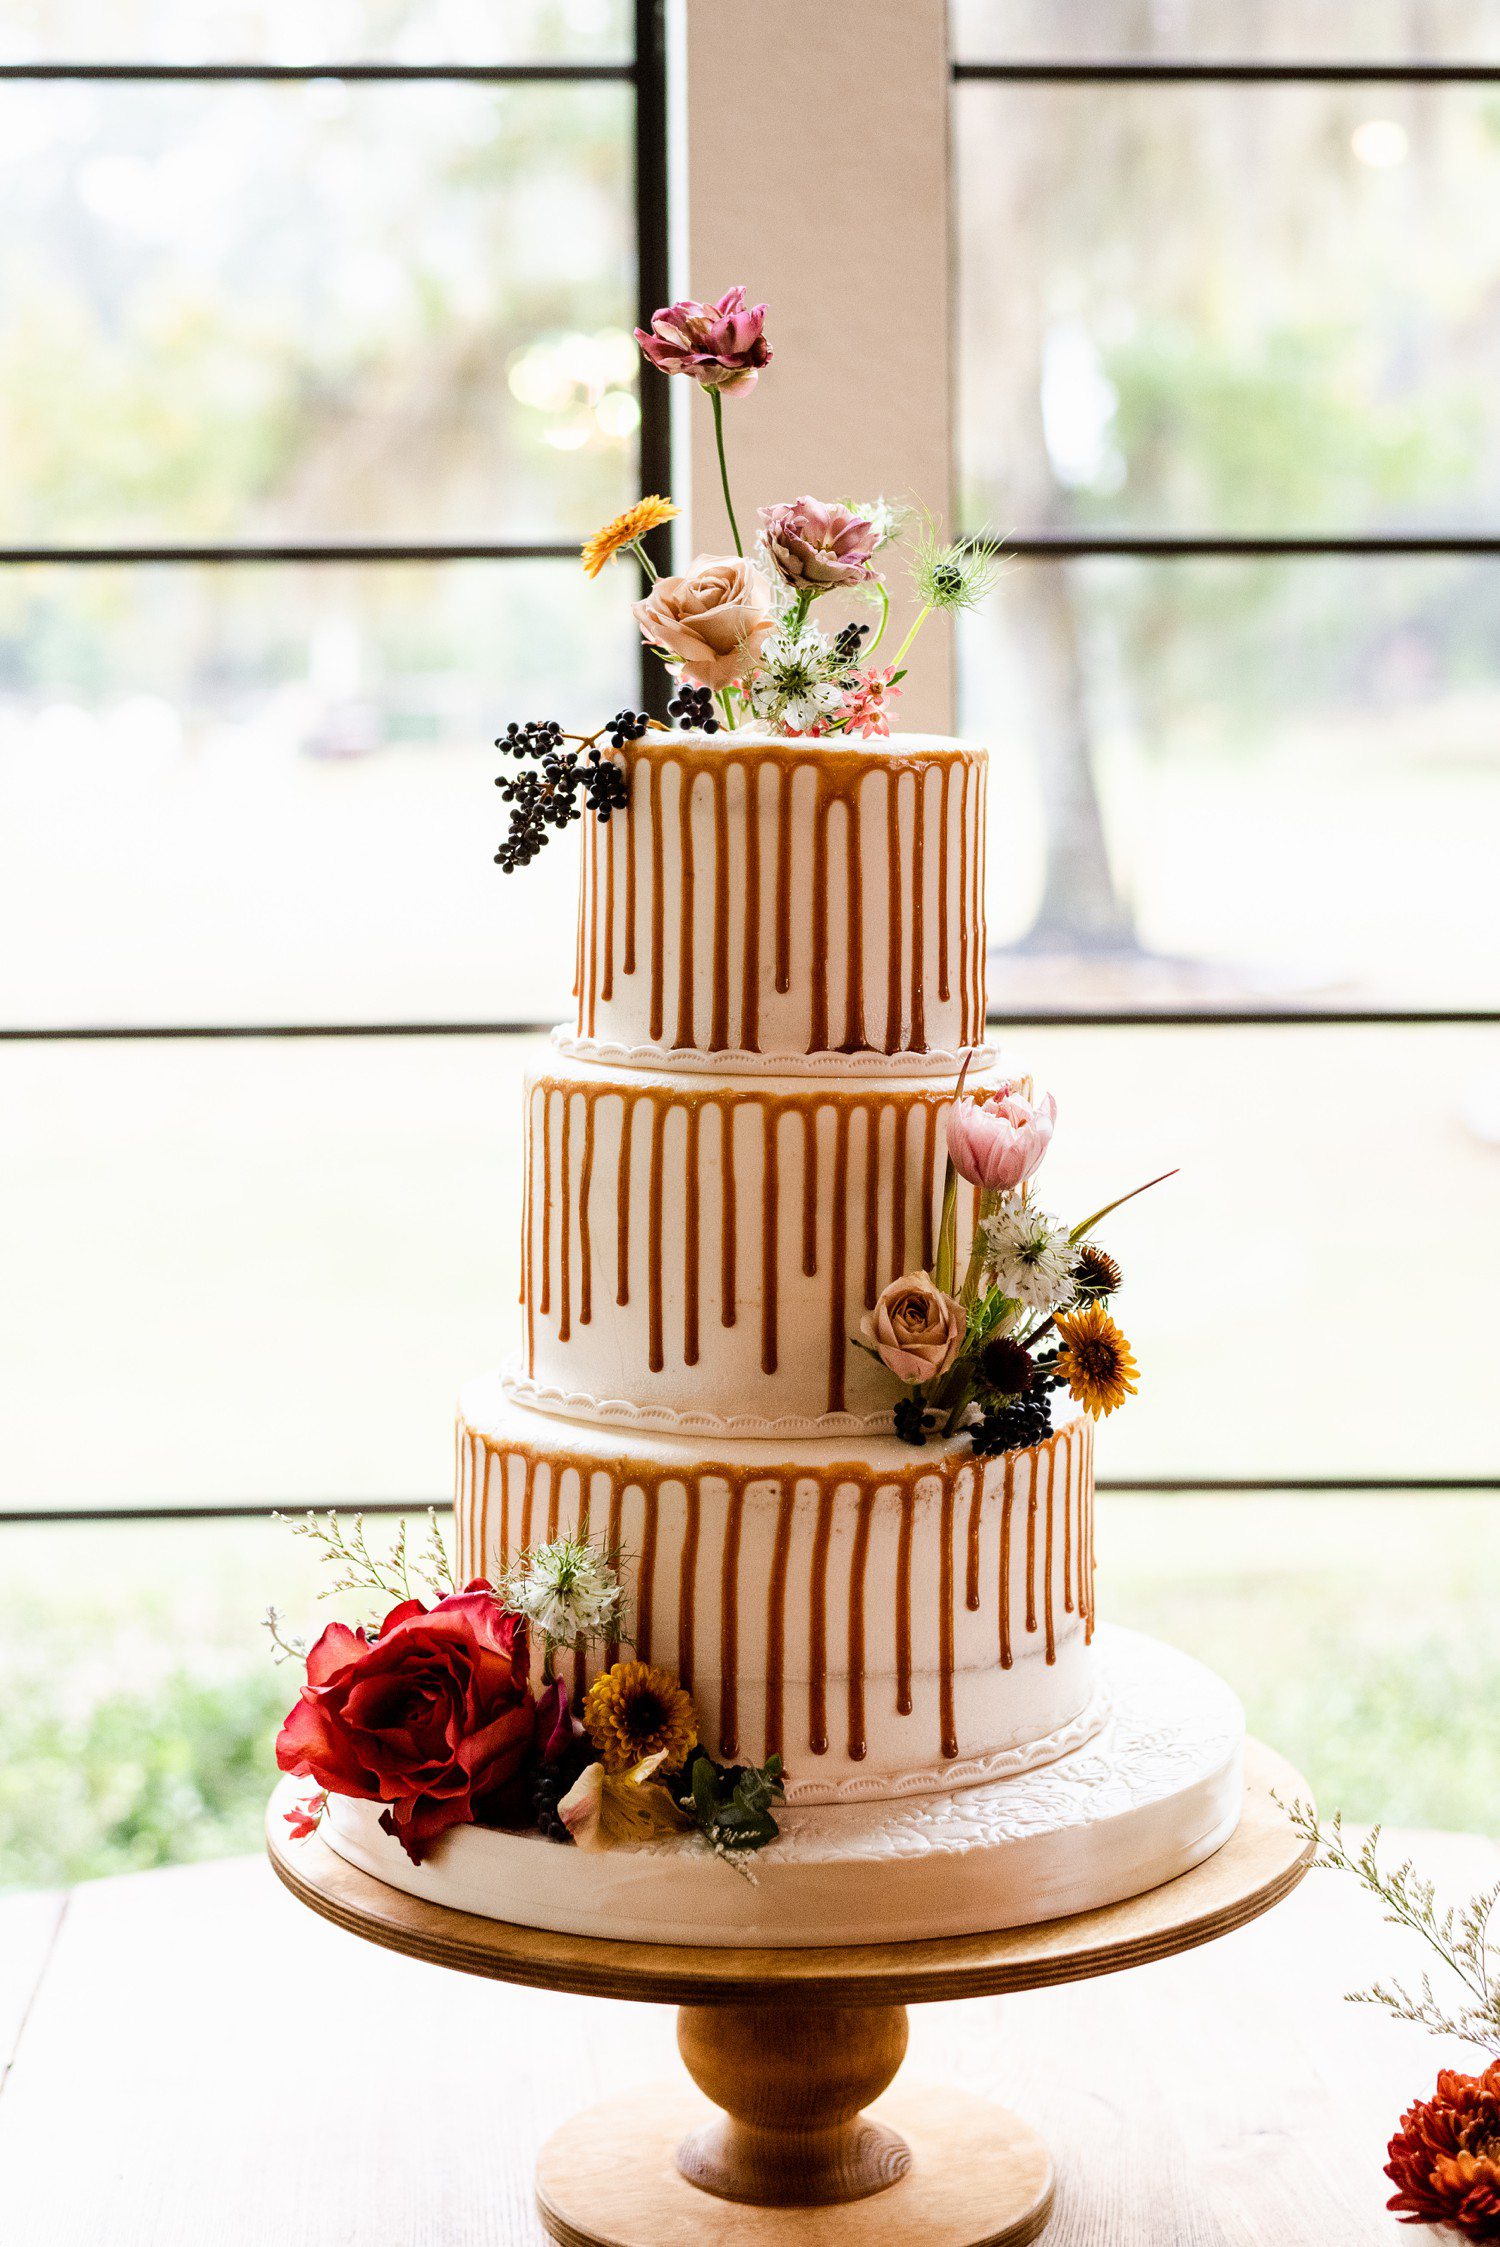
left=512, top=1043, right=996, bottom=1435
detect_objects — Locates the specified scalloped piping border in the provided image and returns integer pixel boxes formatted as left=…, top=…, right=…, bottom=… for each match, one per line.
left=549, top=1027, right=1001, bottom=1080
left=498, top=1363, right=898, bottom=1439
left=778, top=1683, right=1112, bottom=1807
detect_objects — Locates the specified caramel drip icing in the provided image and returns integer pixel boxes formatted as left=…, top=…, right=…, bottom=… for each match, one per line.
left=522, top=1085, right=536, bottom=1369
left=598, top=740, right=981, bottom=1056
left=648, top=755, right=665, bottom=1040
left=964, top=1461, right=983, bottom=1611
left=529, top=1075, right=956, bottom=1418
left=760, top=1103, right=779, bottom=1374
left=937, top=759, right=952, bottom=1004
left=557, top=1090, right=572, bottom=1342
left=601, top=811, right=615, bottom=1003
left=683, top=1099, right=701, bottom=1367
left=998, top=1453, right=1016, bottom=1669
left=646, top=1095, right=667, bottom=1371
left=718, top=1482, right=746, bottom=1756
left=459, top=1426, right=1096, bottom=1770
left=719, top=1100, right=737, bottom=1328
left=884, top=766, right=904, bottom=1050
left=764, top=1482, right=795, bottom=1759
left=577, top=1095, right=596, bottom=1327
left=910, top=767, right=927, bottom=1053
left=572, top=813, right=585, bottom=1007
left=894, top=1489, right=915, bottom=1716
left=740, top=759, right=761, bottom=1051
left=773, top=757, right=794, bottom=998
left=584, top=814, right=600, bottom=1035
left=709, top=767, right=730, bottom=1051
left=678, top=1483, right=699, bottom=1690
left=845, top=1488, right=877, bottom=1761
left=674, top=760, right=697, bottom=1048
left=807, top=1481, right=837, bottom=1755
left=938, top=1475, right=958, bottom=1757
left=976, top=755, right=990, bottom=1033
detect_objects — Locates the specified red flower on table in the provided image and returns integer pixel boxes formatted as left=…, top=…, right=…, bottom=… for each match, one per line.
left=275, top=1584, right=535, bottom=1864
left=1386, top=2062, right=1500, bottom=2238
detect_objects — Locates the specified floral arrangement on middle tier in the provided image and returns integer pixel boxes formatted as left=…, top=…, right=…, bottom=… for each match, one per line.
left=868, top=1071, right=1171, bottom=1453
left=271, top=1514, right=785, bottom=1870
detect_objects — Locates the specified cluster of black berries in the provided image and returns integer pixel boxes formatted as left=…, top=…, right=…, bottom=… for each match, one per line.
left=893, top=1392, right=935, bottom=1448
left=1029, top=1347, right=1066, bottom=1393
left=667, top=682, right=720, bottom=733
left=531, top=1733, right=597, bottom=1843
left=969, top=1391, right=1054, bottom=1458
left=492, top=715, right=632, bottom=873
left=831, top=620, right=870, bottom=672
left=604, top=707, right=653, bottom=749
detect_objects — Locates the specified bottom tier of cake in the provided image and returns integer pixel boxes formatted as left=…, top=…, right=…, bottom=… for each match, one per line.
left=322, top=1627, right=1244, bottom=1945
left=457, top=1372, right=1100, bottom=1806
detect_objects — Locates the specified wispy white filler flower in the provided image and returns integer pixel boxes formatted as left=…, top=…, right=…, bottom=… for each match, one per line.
left=501, top=1536, right=625, bottom=1655
left=745, top=624, right=848, bottom=732
left=848, top=496, right=907, bottom=549
left=982, top=1204, right=1078, bottom=1314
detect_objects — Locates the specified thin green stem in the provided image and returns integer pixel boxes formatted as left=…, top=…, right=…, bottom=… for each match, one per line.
left=715, top=687, right=736, bottom=730
left=892, top=602, right=933, bottom=670
left=710, top=389, right=743, bottom=556
left=865, top=578, right=891, bottom=661
left=629, top=537, right=659, bottom=582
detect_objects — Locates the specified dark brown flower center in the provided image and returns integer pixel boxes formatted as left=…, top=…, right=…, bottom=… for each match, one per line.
left=623, top=1687, right=669, bottom=1737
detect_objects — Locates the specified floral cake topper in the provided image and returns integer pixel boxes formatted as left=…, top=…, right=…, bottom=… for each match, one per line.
left=493, top=283, right=999, bottom=873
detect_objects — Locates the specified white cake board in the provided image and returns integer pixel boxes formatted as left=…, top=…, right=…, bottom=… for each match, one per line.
left=319, top=1628, right=1243, bottom=1947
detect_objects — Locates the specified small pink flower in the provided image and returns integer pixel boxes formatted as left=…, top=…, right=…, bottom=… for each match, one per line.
left=283, top=1788, right=328, bottom=1841
left=838, top=665, right=902, bottom=738
left=946, top=1085, right=1057, bottom=1192
left=759, top=497, right=878, bottom=591
left=635, top=286, right=771, bottom=395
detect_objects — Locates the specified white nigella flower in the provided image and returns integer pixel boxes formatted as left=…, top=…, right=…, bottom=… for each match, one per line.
left=981, top=1202, right=1078, bottom=1314
left=849, top=496, right=905, bottom=549
left=746, top=624, right=848, bottom=733
left=501, top=1536, right=624, bottom=1653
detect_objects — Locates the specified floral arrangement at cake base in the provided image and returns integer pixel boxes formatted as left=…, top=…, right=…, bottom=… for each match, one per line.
left=269, top=1512, right=783, bottom=1875
left=1283, top=1803, right=1500, bottom=2239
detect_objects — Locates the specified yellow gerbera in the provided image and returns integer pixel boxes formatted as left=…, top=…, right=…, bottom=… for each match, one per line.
left=583, top=1660, right=698, bottom=1774
left=581, top=495, right=679, bottom=579
left=1053, top=1301, right=1139, bottom=1417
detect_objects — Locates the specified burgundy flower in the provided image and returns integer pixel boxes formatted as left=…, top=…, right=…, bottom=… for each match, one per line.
left=635, top=286, right=771, bottom=395
left=759, top=497, right=879, bottom=590
left=275, top=1584, right=535, bottom=1864
left=1386, top=2063, right=1500, bottom=2237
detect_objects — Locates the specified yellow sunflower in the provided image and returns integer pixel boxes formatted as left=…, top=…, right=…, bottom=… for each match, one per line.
left=1053, top=1301, right=1139, bottom=1417
left=583, top=1660, right=698, bottom=1774
left=581, top=495, right=679, bottom=579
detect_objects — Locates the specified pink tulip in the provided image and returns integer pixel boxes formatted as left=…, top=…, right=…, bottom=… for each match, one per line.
left=634, top=286, right=772, bottom=395
left=759, top=497, right=878, bottom=590
left=945, top=1086, right=1057, bottom=1192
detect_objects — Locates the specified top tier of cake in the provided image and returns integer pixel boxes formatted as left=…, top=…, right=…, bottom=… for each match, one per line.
left=566, top=731, right=988, bottom=1069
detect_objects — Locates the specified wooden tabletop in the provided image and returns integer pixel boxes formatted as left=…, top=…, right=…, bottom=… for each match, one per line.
left=1, top=1832, right=1492, bottom=2245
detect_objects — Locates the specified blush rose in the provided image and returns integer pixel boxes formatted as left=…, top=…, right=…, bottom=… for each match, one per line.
left=275, top=1583, right=535, bottom=1864
left=861, top=1272, right=967, bottom=1384
left=632, top=554, right=777, bottom=690
left=758, top=497, right=878, bottom=590
left=945, top=1085, right=1057, bottom=1193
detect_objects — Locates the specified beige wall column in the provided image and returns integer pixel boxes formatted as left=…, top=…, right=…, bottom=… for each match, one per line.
left=676, top=0, right=956, bottom=733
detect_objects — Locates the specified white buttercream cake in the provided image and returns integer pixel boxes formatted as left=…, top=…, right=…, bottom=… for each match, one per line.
left=320, top=730, right=1244, bottom=1938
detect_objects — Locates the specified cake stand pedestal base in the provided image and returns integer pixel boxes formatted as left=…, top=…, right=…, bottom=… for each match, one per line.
left=537, top=2080, right=1053, bottom=2247
left=267, top=1739, right=1311, bottom=2247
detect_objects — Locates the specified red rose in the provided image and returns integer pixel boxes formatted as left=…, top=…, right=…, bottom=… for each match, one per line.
left=275, top=1583, right=535, bottom=1863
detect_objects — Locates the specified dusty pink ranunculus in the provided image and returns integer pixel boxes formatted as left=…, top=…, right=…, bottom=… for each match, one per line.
left=634, top=286, right=772, bottom=395
left=946, top=1086, right=1058, bottom=1193
left=861, top=1272, right=967, bottom=1386
left=759, top=497, right=878, bottom=591
left=632, top=554, right=776, bottom=690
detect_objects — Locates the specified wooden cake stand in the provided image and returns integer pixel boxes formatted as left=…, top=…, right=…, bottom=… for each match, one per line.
left=267, top=1739, right=1312, bottom=2247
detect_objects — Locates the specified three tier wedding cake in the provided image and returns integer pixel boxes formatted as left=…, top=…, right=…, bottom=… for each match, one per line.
left=275, top=286, right=1244, bottom=1945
